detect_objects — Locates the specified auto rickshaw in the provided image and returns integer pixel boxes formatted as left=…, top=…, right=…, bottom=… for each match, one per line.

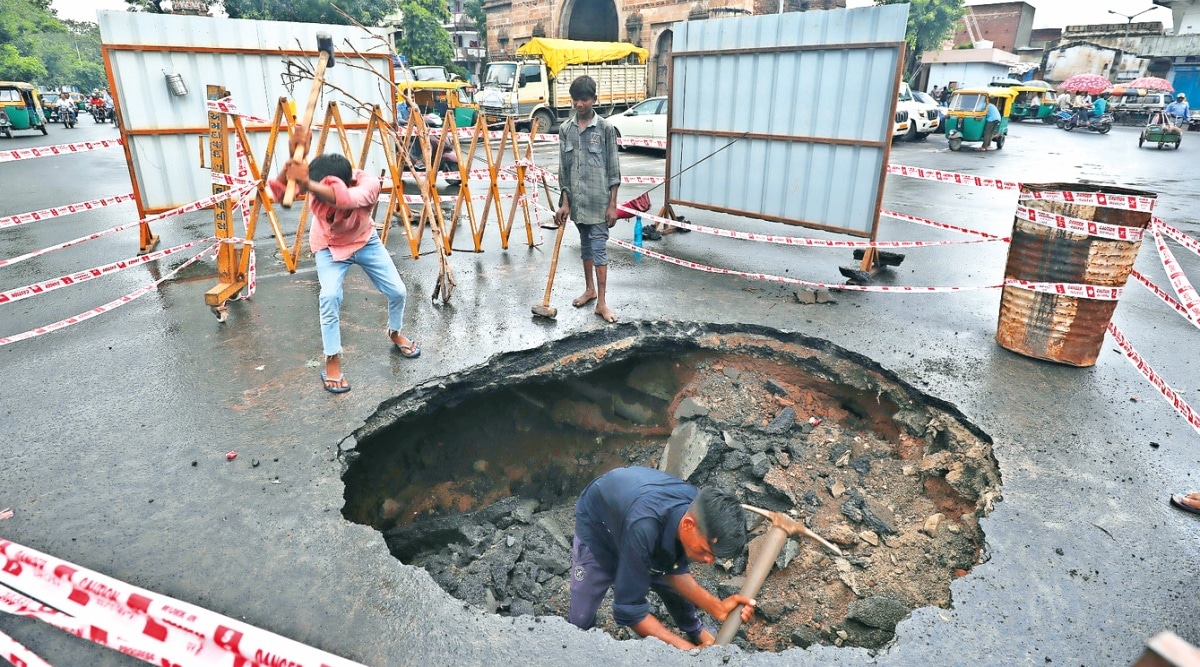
left=0, top=82, right=49, bottom=137
left=1008, top=86, right=1057, bottom=123
left=397, top=80, right=478, bottom=128
left=1139, top=110, right=1182, bottom=150
left=944, top=86, right=1016, bottom=151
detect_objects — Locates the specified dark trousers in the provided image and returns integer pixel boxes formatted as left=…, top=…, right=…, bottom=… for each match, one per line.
left=567, top=536, right=702, bottom=636
left=981, top=120, right=999, bottom=148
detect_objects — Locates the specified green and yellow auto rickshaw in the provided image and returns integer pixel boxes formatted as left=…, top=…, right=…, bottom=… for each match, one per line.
left=0, top=82, right=49, bottom=137
left=1009, top=86, right=1057, bottom=123
left=397, top=80, right=478, bottom=128
left=944, top=86, right=1016, bottom=151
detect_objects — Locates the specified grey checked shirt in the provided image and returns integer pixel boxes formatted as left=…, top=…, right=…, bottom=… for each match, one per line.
left=558, top=112, right=621, bottom=226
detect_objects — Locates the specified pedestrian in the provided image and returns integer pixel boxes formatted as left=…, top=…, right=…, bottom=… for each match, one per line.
left=568, top=466, right=756, bottom=649
left=930, top=85, right=941, bottom=101
left=980, top=99, right=1001, bottom=150
left=268, top=125, right=420, bottom=394
left=1171, top=493, right=1200, bottom=516
left=555, top=75, right=622, bottom=323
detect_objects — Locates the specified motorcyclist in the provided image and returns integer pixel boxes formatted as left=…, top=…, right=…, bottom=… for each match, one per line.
left=1084, top=92, right=1108, bottom=128
left=54, top=92, right=76, bottom=124
left=1165, top=93, right=1190, bottom=127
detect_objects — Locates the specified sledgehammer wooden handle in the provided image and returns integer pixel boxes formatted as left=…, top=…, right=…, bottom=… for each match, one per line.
left=282, top=32, right=333, bottom=208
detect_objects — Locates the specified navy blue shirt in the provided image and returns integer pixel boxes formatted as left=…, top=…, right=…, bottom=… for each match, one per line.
left=575, top=467, right=696, bottom=626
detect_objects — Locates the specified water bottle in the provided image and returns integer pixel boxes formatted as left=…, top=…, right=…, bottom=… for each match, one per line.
left=633, top=216, right=643, bottom=261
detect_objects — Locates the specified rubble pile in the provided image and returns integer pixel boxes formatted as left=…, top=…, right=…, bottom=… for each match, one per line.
left=351, top=345, right=1001, bottom=652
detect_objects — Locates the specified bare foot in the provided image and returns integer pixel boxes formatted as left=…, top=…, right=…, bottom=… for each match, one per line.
left=1182, top=493, right=1200, bottom=510
left=572, top=290, right=597, bottom=308
left=595, top=304, right=619, bottom=323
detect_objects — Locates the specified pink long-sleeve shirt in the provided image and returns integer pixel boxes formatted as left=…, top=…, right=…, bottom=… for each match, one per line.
left=269, top=169, right=381, bottom=262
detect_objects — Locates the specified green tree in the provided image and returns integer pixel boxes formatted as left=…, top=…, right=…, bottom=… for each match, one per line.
left=220, top=0, right=397, bottom=25
left=0, top=43, right=47, bottom=81
left=397, top=0, right=456, bottom=71
left=464, top=0, right=486, bottom=46
left=875, top=0, right=966, bottom=77
left=0, top=0, right=64, bottom=83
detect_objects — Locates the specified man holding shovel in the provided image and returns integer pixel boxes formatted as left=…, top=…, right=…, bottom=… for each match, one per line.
left=568, top=466, right=756, bottom=649
left=555, top=75, right=622, bottom=323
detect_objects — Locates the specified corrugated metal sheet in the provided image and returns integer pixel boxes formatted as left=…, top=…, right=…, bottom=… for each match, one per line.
left=668, top=5, right=908, bottom=237
left=98, top=11, right=394, bottom=214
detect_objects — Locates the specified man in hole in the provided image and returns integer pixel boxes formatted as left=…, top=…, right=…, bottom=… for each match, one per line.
left=568, top=466, right=755, bottom=649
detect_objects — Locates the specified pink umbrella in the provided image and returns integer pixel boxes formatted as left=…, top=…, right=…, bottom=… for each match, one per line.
left=1126, top=76, right=1173, bottom=92
left=1058, top=74, right=1112, bottom=94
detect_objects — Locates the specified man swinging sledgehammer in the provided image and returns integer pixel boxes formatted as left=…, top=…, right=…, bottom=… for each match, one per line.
left=568, top=466, right=756, bottom=649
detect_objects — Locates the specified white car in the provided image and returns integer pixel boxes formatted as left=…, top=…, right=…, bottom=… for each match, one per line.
left=898, top=83, right=940, bottom=140
left=606, top=96, right=667, bottom=149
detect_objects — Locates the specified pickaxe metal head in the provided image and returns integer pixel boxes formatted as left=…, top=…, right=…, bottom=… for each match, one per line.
left=316, top=31, right=334, bottom=68
left=742, top=504, right=843, bottom=556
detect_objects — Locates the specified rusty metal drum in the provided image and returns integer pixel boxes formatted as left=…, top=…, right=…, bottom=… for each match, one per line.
left=996, top=182, right=1156, bottom=367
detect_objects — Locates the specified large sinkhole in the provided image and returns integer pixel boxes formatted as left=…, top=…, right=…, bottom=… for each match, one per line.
left=342, top=325, right=1002, bottom=652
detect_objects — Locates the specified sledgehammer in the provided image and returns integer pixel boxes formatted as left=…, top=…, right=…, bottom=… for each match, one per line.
left=281, top=31, right=334, bottom=208
left=714, top=504, right=843, bottom=646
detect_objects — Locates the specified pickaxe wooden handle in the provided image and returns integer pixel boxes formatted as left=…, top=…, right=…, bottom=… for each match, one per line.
left=714, top=504, right=842, bottom=646
left=282, top=31, right=333, bottom=209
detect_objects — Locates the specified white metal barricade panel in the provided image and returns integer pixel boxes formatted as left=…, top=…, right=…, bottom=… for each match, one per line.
left=668, top=5, right=908, bottom=237
left=99, top=11, right=394, bottom=214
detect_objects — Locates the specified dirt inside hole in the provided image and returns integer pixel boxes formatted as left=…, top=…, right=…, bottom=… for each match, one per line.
left=343, top=340, right=1001, bottom=652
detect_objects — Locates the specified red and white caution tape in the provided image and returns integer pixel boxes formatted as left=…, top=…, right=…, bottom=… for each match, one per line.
left=0, top=539, right=367, bottom=667
left=617, top=137, right=667, bottom=148
left=623, top=205, right=1004, bottom=249
left=607, top=237, right=1000, bottom=292
left=205, top=97, right=274, bottom=125
left=886, top=164, right=1020, bottom=191
left=1131, top=269, right=1200, bottom=329
left=0, top=183, right=255, bottom=269
left=0, top=193, right=135, bottom=230
left=0, top=243, right=217, bottom=347
left=1150, top=226, right=1200, bottom=324
left=1020, top=189, right=1157, bottom=212
left=1015, top=205, right=1145, bottom=242
left=1108, top=322, right=1200, bottom=437
left=0, top=626, right=54, bottom=667
left=0, top=585, right=235, bottom=667
left=1155, top=218, right=1200, bottom=258
left=1002, top=279, right=1123, bottom=300
left=0, top=238, right=214, bottom=305
left=0, top=138, right=123, bottom=163
left=880, top=209, right=1008, bottom=241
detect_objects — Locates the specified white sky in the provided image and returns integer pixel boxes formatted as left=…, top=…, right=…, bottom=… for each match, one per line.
left=846, top=0, right=1173, bottom=30
left=51, top=0, right=130, bottom=23
left=54, top=0, right=1176, bottom=31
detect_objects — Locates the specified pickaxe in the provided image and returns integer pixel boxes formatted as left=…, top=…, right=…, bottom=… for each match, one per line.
left=281, top=31, right=334, bottom=208
left=714, top=504, right=843, bottom=646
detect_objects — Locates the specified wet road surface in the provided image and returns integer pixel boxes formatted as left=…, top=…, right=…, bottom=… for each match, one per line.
left=0, top=117, right=1198, bottom=666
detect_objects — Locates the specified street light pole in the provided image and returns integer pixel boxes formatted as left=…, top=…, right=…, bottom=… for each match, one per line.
left=1107, top=7, right=1155, bottom=25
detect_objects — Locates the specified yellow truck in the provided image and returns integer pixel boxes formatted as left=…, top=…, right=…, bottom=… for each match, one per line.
left=477, top=37, right=648, bottom=131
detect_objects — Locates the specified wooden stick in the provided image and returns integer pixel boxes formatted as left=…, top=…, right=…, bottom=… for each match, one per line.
left=282, top=47, right=332, bottom=208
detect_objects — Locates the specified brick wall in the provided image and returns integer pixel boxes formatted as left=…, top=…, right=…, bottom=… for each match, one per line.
left=953, top=2, right=1027, bottom=52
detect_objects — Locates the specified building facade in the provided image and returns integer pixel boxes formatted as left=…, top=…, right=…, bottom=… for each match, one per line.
left=951, top=1, right=1035, bottom=53
left=482, top=0, right=843, bottom=96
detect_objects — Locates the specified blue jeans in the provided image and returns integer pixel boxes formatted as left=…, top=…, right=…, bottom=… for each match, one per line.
left=314, top=233, right=407, bottom=357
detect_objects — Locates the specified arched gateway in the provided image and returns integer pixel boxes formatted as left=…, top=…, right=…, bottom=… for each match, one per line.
left=560, top=0, right=618, bottom=42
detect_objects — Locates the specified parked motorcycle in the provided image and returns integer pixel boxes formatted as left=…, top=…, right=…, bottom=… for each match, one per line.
left=405, top=114, right=462, bottom=186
